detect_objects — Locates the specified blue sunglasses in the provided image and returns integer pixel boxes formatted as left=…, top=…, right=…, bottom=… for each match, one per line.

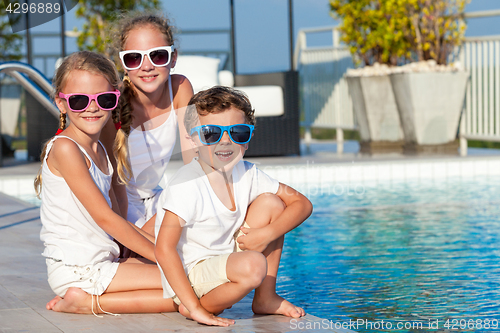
left=190, top=124, right=254, bottom=145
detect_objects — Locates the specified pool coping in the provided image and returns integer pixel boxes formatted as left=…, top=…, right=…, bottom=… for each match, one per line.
left=2, top=152, right=500, bottom=203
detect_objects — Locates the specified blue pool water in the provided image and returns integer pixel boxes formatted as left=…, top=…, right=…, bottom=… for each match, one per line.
left=278, top=178, right=500, bottom=333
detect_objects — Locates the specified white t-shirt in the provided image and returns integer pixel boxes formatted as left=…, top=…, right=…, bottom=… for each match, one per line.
left=155, top=159, right=279, bottom=298
left=126, top=76, right=178, bottom=227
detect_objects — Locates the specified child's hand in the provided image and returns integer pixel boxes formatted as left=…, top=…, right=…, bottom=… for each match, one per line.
left=236, top=226, right=271, bottom=252
left=190, top=305, right=235, bottom=327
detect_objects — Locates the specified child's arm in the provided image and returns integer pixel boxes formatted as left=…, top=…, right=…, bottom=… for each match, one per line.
left=238, top=183, right=313, bottom=252
left=49, top=139, right=155, bottom=261
left=100, top=118, right=128, bottom=218
left=155, top=210, right=234, bottom=327
left=172, top=74, right=197, bottom=165
left=108, top=183, right=123, bottom=216
left=130, top=220, right=155, bottom=243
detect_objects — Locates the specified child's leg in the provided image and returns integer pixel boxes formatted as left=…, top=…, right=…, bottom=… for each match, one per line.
left=46, top=258, right=177, bottom=314
left=105, top=257, right=162, bottom=292
left=47, top=287, right=175, bottom=314
left=179, top=251, right=267, bottom=317
left=244, top=193, right=305, bottom=318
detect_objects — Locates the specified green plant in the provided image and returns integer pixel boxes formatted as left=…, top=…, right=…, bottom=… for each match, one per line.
left=75, top=0, right=161, bottom=57
left=330, top=0, right=468, bottom=66
left=405, top=0, right=467, bottom=65
left=330, top=0, right=412, bottom=66
left=0, top=1, right=23, bottom=61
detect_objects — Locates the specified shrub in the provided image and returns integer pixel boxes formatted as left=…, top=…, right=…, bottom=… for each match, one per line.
left=330, top=0, right=468, bottom=66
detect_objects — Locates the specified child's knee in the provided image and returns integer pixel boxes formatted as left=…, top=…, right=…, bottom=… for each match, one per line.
left=268, top=193, right=286, bottom=211
left=240, top=251, right=267, bottom=287
left=253, top=193, right=285, bottom=220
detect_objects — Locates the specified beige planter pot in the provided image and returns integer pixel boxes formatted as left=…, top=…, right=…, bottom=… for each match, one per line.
left=346, top=75, right=404, bottom=153
left=390, top=71, right=469, bottom=148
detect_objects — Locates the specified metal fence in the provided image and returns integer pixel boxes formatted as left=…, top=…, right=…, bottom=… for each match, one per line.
left=22, top=28, right=233, bottom=78
left=458, top=9, right=500, bottom=155
left=18, top=12, right=500, bottom=156
left=459, top=37, right=500, bottom=144
left=295, top=11, right=500, bottom=156
left=293, top=26, right=355, bottom=154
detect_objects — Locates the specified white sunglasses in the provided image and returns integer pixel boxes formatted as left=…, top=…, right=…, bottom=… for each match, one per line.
left=119, top=46, right=175, bottom=70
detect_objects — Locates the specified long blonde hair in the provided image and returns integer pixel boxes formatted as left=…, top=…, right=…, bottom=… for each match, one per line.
left=34, top=51, right=120, bottom=198
left=112, top=11, right=176, bottom=184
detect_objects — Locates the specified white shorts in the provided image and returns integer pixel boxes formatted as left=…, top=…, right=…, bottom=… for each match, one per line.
left=46, top=258, right=120, bottom=297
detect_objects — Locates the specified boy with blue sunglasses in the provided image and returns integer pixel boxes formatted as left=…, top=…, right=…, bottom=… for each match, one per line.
left=154, top=86, right=312, bottom=327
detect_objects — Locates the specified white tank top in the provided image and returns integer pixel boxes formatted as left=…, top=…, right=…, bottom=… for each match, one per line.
left=39, top=136, right=120, bottom=266
left=126, top=76, right=178, bottom=200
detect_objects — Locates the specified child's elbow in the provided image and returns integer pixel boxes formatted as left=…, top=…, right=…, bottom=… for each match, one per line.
left=155, top=242, right=176, bottom=262
left=154, top=244, right=166, bottom=262
left=303, top=198, right=313, bottom=218
left=153, top=245, right=160, bottom=259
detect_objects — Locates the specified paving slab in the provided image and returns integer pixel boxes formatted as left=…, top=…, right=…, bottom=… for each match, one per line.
left=0, top=308, right=61, bottom=333
left=0, top=284, right=26, bottom=310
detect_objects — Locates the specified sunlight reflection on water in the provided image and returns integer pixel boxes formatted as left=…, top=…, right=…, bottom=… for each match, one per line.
left=279, top=178, right=500, bottom=333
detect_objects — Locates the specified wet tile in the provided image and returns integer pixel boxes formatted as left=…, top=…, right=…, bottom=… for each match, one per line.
left=418, top=162, right=434, bottom=179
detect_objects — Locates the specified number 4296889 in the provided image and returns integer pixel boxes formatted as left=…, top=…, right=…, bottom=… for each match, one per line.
left=5, top=2, right=61, bottom=14
left=444, top=319, right=498, bottom=330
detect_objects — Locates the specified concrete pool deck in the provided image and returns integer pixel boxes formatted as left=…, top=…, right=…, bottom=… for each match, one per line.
left=2, top=140, right=500, bottom=332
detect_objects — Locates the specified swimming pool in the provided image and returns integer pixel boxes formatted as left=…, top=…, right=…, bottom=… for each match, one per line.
left=277, top=177, right=500, bottom=333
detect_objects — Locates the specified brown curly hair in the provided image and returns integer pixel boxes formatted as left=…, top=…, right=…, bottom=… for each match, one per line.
left=184, top=86, right=256, bottom=134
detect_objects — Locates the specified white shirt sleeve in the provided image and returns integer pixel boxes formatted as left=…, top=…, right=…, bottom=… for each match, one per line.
left=246, top=161, right=280, bottom=202
left=162, top=183, right=198, bottom=227
left=159, top=161, right=206, bottom=227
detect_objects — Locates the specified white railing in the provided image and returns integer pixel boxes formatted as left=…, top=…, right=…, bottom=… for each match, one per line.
left=293, top=26, right=355, bottom=154
left=295, top=13, right=500, bottom=156
left=459, top=37, right=500, bottom=143
left=458, top=10, right=500, bottom=155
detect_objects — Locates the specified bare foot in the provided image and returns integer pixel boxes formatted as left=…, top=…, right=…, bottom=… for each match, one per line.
left=46, top=295, right=62, bottom=310
left=47, top=287, right=92, bottom=314
left=178, top=303, right=192, bottom=319
left=252, top=293, right=305, bottom=318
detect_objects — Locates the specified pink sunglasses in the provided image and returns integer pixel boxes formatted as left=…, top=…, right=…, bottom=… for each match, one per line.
left=58, top=90, right=120, bottom=112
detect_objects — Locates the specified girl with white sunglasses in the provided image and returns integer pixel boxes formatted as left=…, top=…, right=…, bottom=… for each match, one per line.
left=101, top=12, right=196, bottom=236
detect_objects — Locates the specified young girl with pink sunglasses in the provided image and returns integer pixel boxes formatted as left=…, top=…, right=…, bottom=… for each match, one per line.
left=35, top=51, right=178, bottom=315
